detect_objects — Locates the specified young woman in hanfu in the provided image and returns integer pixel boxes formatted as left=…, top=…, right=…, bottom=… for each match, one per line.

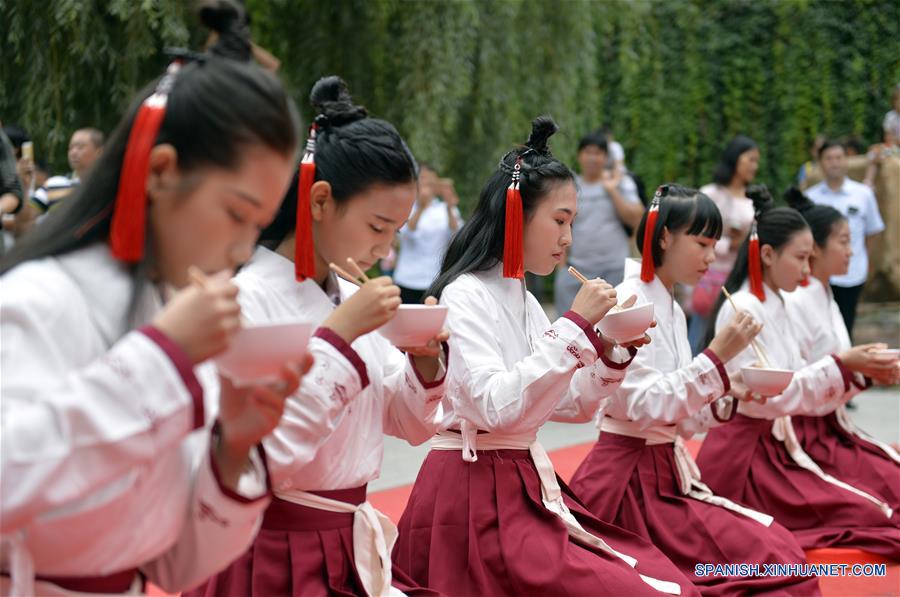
left=393, top=117, right=696, bottom=597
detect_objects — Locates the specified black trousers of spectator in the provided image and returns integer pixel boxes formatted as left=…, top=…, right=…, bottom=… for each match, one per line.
left=831, top=283, right=864, bottom=341
left=399, top=285, right=426, bottom=305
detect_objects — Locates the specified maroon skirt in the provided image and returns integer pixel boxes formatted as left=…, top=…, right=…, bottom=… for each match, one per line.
left=8, top=569, right=140, bottom=594
left=696, top=415, right=900, bottom=561
left=183, top=486, right=441, bottom=597
left=570, top=432, right=821, bottom=596
left=793, top=412, right=900, bottom=514
left=393, top=448, right=699, bottom=596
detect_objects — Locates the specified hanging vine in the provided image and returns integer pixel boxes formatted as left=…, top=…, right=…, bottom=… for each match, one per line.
left=2, top=0, right=898, bottom=208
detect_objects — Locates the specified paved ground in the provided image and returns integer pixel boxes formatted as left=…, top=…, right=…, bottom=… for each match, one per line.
left=372, top=302, right=900, bottom=492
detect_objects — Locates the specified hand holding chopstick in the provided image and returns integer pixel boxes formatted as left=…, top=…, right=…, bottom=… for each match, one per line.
left=720, top=287, right=770, bottom=367
left=567, top=266, right=623, bottom=312
left=564, top=265, right=620, bottom=325
left=188, top=266, right=250, bottom=327
left=323, top=260, right=402, bottom=344
left=150, top=266, right=242, bottom=363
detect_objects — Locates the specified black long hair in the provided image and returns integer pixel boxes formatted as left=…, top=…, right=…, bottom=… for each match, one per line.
left=0, top=0, right=298, bottom=276
left=635, top=183, right=723, bottom=270
left=711, top=135, right=758, bottom=186
left=258, top=76, right=418, bottom=249
left=783, top=186, right=846, bottom=249
left=703, top=184, right=809, bottom=346
left=426, top=116, right=574, bottom=299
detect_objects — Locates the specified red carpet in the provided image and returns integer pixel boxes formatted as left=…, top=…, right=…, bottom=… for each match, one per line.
left=148, top=438, right=898, bottom=596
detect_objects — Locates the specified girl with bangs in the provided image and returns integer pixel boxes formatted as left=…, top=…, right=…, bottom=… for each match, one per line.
left=697, top=186, right=900, bottom=560
left=570, top=184, right=819, bottom=595
left=393, top=117, right=696, bottom=597
left=783, top=188, right=900, bottom=517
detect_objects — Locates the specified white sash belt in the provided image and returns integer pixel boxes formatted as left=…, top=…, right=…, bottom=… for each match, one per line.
left=0, top=532, right=142, bottom=596
left=431, top=423, right=681, bottom=595
left=600, top=417, right=679, bottom=445
left=278, top=490, right=404, bottom=597
left=600, top=418, right=774, bottom=526
left=772, top=416, right=893, bottom=518
left=0, top=532, right=34, bottom=597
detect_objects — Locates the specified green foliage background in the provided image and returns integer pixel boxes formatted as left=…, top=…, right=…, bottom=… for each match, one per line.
left=2, top=0, right=898, bottom=210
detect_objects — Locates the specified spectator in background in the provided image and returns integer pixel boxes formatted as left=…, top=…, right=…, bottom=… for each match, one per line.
left=0, top=124, right=27, bottom=255
left=32, top=158, right=50, bottom=191
left=393, top=163, right=463, bottom=303
left=3, top=124, right=47, bottom=239
left=796, top=133, right=826, bottom=185
left=2, top=124, right=36, bottom=199
left=863, top=83, right=900, bottom=189
left=601, top=123, right=626, bottom=172
left=843, top=134, right=866, bottom=157
left=379, top=244, right=397, bottom=277
left=33, top=127, right=104, bottom=213
left=688, top=135, right=759, bottom=353
left=806, top=139, right=885, bottom=339
left=553, top=130, right=643, bottom=317
left=0, top=126, right=25, bottom=236
left=4, top=124, right=39, bottom=198
left=884, top=83, right=900, bottom=146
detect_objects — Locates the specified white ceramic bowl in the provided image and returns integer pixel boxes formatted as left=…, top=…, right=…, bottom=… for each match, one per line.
left=216, top=322, right=312, bottom=387
left=741, top=366, right=794, bottom=397
left=597, top=303, right=655, bottom=344
left=378, top=304, right=448, bottom=347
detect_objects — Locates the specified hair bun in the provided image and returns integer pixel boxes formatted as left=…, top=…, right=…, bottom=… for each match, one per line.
left=309, top=76, right=368, bottom=128
left=746, top=184, right=775, bottom=218
left=782, top=186, right=816, bottom=212
left=525, top=115, right=559, bottom=155
left=199, top=0, right=251, bottom=62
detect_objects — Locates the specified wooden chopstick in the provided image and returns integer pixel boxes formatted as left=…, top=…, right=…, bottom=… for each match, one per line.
left=188, top=266, right=210, bottom=289
left=345, top=258, right=370, bottom=283
left=567, top=266, right=589, bottom=284
left=567, top=266, right=622, bottom=312
left=329, top=262, right=363, bottom=287
left=721, top=287, right=770, bottom=367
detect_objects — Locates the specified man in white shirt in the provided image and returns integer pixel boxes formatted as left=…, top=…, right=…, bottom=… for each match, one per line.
left=393, top=164, right=463, bottom=303
left=806, top=139, right=885, bottom=338
left=32, top=127, right=104, bottom=213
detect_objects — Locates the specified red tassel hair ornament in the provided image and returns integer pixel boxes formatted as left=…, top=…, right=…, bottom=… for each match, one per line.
left=110, top=60, right=182, bottom=263
left=294, top=124, right=318, bottom=281
left=502, top=156, right=524, bottom=279
left=748, top=222, right=766, bottom=301
left=639, top=189, right=662, bottom=283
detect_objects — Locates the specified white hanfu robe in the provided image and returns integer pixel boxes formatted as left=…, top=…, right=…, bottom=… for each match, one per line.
left=696, top=281, right=894, bottom=521
left=1, top=244, right=270, bottom=596
left=784, top=276, right=900, bottom=502
left=569, top=258, right=818, bottom=596
left=785, top=276, right=898, bottom=461
left=190, top=246, right=444, bottom=597
left=393, top=263, right=692, bottom=596
left=585, top=259, right=768, bottom=523
left=235, top=247, right=444, bottom=493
